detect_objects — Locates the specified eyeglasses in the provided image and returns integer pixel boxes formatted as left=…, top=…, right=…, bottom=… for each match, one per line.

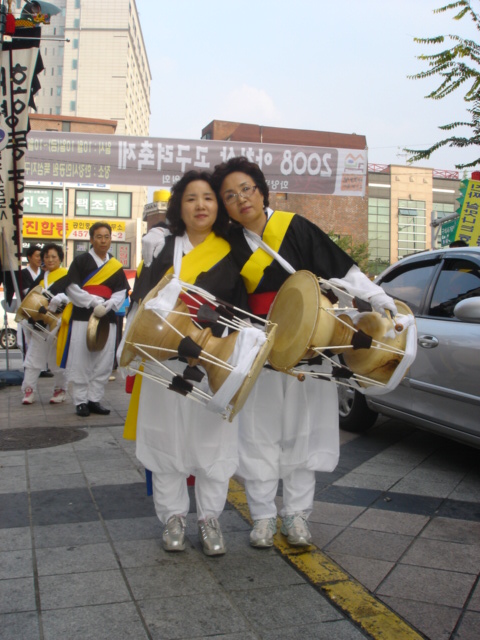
left=223, top=184, right=258, bottom=206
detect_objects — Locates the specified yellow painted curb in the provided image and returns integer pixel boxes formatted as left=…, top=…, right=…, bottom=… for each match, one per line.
left=227, top=477, right=423, bottom=640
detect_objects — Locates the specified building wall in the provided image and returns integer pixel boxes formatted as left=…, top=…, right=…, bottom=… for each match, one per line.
left=32, top=0, right=151, bottom=136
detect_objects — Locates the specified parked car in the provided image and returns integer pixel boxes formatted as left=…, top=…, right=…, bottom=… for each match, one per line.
left=338, top=247, right=480, bottom=449
left=0, top=296, right=19, bottom=349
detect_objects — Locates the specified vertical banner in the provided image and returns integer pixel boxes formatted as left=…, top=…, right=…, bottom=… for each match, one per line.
left=454, top=179, right=480, bottom=246
left=0, top=28, right=42, bottom=278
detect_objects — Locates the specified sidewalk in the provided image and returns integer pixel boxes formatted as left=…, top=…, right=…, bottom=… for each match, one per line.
left=1, top=368, right=479, bottom=639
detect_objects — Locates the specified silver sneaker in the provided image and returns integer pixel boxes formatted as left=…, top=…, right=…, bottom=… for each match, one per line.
left=281, top=512, right=312, bottom=546
left=198, top=517, right=226, bottom=556
left=162, top=515, right=186, bottom=551
left=250, top=517, right=277, bottom=548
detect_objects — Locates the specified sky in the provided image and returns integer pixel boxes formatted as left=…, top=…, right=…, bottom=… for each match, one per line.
left=135, top=0, right=480, bottom=174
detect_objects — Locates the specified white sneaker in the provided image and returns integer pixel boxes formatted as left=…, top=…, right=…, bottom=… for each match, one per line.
left=50, top=388, right=66, bottom=404
left=162, top=515, right=186, bottom=551
left=198, top=517, right=226, bottom=556
left=22, top=387, right=35, bottom=405
left=281, top=512, right=312, bottom=546
left=250, top=517, right=277, bottom=548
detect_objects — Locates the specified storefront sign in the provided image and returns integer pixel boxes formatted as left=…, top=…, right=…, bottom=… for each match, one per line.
left=22, top=216, right=126, bottom=241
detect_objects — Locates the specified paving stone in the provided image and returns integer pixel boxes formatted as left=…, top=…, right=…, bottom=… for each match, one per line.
left=0, top=466, right=27, bottom=494
left=0, top=611, right=40, bottom=640
left=33, top=521, right=108, bottom=549
left=467, top=580, right=480, bottom=611
left=260, top=619, right=368, bottom=640
left=310, top=501, right=364, bottom=527
left=113, top=537, right=201, bottom=569
left=85, top=469, right=145, bottom=487
left=0, top=492, right=29, bottom=528
left=0, top=577, right=36, bottom=614
left=139, top=592, right=249, bottom=639
left=30, top=487, right=100, bottom=526
left=125, top=561, right=221, bottom=600
left=90, top=483, right=155, bottom=520
left=377, top=564, right=476, bottom=608
left=328, top=551, right=394, bottom=592
left=402, top=537, right=480, bottom=573
left=29, top=473, right=87, bottom=491
left=41, top=602, right=149, bottom=640
left=324, top=527, right=413, bottom=562
left=0, top=548, right=33, bottom=579
left=333, top=471, right=400, bottom=491
left=455, top=611, right=480, bottom=640
left=379, top=595, right=461, bottom=640
left=420, top=517, right=480, bottom=546
left=229, top=583, right=342, bottom=630
left=105, top=516, right=160, bottom=542
left=35, top=542, right=119, bottom=576
left=0, top=526, right=31, bottom=552
left=39, top=569, right=131, bottom=610
left=350, top=508, right=429, bottom=536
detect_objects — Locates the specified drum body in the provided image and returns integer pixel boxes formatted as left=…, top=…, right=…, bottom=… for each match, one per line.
left=267, top=270, right=413, bottom=388
left=15, top=286, right=60, bottom=331
left=120, top=274, right=276, bottom=421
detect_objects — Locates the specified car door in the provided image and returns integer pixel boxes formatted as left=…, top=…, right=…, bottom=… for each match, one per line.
left=377, top=252, right=480, bottom=435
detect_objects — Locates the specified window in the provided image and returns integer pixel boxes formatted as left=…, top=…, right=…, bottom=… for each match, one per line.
left=73, top=39, right=79, bottom=49
left=71, top=80, right=77, bottom=90
left=24, top=189, right=66, bottom=215
left=398, top=200, right=426, bottom=258
left=57, top=66, right=62, bottom=76
left=70, top=101, right=76, bottom=111
left=429, top=259, right=480, bottom=318
left=380, top=260, right=440, bottom=315
left=72, top=59, right=78, bottom=70
left=75, top=0, right=80, bottom=8
left=368, top=197, right=390, bottom=275
left=56, top=86, right=62, bottom=96
left=74, top=191, right=132, bottom=219
left=73, top=18, right=80, bottom=28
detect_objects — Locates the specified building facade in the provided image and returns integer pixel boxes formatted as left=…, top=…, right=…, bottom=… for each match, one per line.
left=24, top=114, right=146, bottom=271
left=20, top=0, right=151, bottom=137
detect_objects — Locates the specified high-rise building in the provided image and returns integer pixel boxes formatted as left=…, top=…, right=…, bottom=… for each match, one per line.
left=27, top=0, right=151, bottom=136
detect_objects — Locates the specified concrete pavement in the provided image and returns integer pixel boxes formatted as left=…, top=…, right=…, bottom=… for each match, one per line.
left=1, top=360, right=479, bottom=639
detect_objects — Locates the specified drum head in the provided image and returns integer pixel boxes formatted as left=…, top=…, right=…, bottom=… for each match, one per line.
left=15, top=286, right=48, bottom=323
left=227, top=322, right=277, bottom=422
left=86, top=314, right=110, bottom=352
left=267, top=271, right=320, bottom=371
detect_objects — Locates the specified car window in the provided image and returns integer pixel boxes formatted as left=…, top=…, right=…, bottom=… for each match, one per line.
left=379, top=263, right=438, bottom=314
left=429, top=258, right=480, bottom=318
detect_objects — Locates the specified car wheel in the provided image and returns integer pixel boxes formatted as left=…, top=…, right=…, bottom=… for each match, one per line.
left=0, top=329, right=18, bottom=350
left=338, top=385, right=378, bottom=432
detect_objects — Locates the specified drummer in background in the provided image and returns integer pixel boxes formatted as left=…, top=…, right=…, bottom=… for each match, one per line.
left=62, top=222, right=128, bottom=417
left=209, top=157, right=397, bottom=549
left=124, top=171, right=247, bottom=557
left=21, top=243, right=69, bottom=405
left=21, top=245, right=42, bottom=298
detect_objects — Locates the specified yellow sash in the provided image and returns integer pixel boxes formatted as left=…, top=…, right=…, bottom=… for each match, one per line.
left=122, top=232, right=231, bottom=440
left=240, top=211, right=295, bottom=293
left=56, top=257, right=124, bottom=367
left=38, top=267, right=68, bottom=289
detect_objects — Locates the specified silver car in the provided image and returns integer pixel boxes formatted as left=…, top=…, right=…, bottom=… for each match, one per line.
left=338, top=247, right=480, bottom=448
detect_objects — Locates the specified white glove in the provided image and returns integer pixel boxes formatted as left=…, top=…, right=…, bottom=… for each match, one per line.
left=48, top=293, right=68, bottom=313
left=88, top=295, right=105, bottom=309
left=104, top=299, right=116, bottom=313
left=369, top=291, right=398, bottom=317
left=142, top=226, right=168, bottom=267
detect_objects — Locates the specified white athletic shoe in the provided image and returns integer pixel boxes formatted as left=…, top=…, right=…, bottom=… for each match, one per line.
left=250, top=517, right=277, bottom=548
left=281, top=512, right=313, bottom=546
left=22, top=387, right=35, bottom=405
left=50, top=388, right=66, bottom=404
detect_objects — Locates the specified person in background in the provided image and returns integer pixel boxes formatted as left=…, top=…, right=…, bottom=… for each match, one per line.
left=123, top=171, right=248, bottom=557
left=210, top=157, right=397, bottom=549
left=62, top=222, right=128, bottom=417
left=21, top=243, right=69, bottom=405
left=21, top=245, right=42, bottom=298
left=449, top=239, right=469, bottom=248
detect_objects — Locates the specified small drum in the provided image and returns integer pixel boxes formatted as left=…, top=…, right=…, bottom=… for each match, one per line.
left=15, top=286, right=61, bottom=333
left=267, top=270, right=416, bottom=394
left=120, top=274, right=277, bottom=421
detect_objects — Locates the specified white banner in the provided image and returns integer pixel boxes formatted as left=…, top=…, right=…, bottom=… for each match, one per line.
left=25, top=132, right=367, bottom=197
left=0, top=38, right=41, bottom=271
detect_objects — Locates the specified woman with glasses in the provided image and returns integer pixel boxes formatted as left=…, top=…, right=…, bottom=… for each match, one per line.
left=124, top=170, right=248, bottom=557
left=20, top=243, right=69, bottom=405
left=210, top=157, right=397, bottom=549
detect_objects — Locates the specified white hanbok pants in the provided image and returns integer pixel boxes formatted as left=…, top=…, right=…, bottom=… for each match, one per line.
left=21, top=326, right=66, bottom=394
left=66, top=320, right=116, bottom=405
left=238, top=366, right=339, bottom=520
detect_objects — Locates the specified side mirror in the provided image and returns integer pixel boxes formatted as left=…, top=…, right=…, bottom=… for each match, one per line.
left=453, top=296, right=480, bottom=322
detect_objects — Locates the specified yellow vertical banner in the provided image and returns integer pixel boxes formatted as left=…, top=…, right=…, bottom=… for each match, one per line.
left=455, top=180, right=480, bottom=246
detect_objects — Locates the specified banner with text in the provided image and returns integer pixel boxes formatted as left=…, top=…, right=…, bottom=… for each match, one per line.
left=0, top=36, right=41, bottom=271
left=25, top=131, right=367, bottom=197
left=454, top=179, right=480, bottom=246
left=22, top=216, right=126, bottom=241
